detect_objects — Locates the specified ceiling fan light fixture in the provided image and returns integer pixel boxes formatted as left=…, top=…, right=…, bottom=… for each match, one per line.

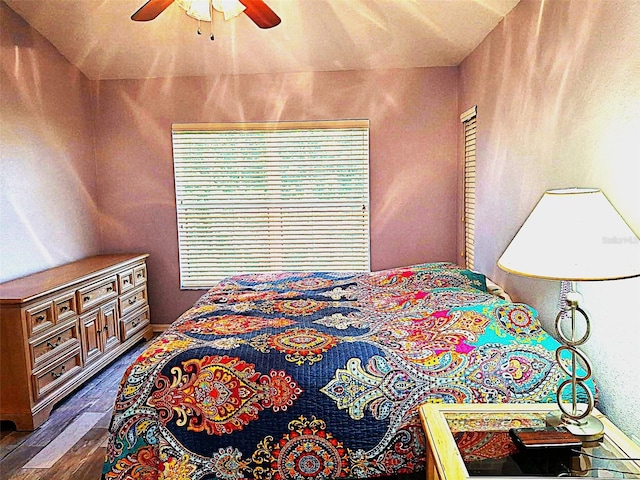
left=175, top=0, right=211, bottom=21
left=174, top=0, right=245, bottom=22
left=213, top=0, right=246, bottom=20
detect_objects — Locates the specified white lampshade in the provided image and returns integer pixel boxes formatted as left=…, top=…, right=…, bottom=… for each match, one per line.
left=498, top=188, right=640, bottom=281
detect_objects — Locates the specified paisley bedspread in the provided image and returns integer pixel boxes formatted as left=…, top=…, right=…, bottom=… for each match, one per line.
left=102, top=263, right=593, bottom=480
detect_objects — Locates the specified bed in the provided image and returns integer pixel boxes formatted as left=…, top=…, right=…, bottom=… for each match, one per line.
left=102, top=262, right=594, bottom=480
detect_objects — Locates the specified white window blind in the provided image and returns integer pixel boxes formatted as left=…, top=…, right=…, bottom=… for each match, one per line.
left=460, top=106, right=477, bottom=270
left=172, top=120, right=370, bottom=289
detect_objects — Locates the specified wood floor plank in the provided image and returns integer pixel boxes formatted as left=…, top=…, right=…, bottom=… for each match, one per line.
left=0, top=431, right=31, bottom=460
left=37, top=427, right=108, bottom=479
left=2, top=469, right=47, bottom=480
left=0, top=445, right=43, bottom=478
left=85, top=391, right=118, bottom=414
left=76, top=371, right=116, bottom=400
left=23, top=398, right=98, bottom=447
left=23, top=412, right=103, bottom=469
left=49, top=436, right=109, bottom=480
left=95, top=410, right=114, bottom=430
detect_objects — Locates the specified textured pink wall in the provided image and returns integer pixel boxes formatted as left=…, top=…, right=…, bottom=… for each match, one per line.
left=0, top=3, right=100, bottom=282
left=459, top=0, right=640, bottom=438
left=93, top=68, right=460, bottom=324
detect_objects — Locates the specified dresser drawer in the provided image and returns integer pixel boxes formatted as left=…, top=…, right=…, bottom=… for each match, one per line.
left=119, top=285, right=147, bottom=318
left=133, top=264, right=147, bottom=286
left=121, top=306, right=150, bottom=341
left=32, top=348, right=82, bottom=401
left=29, top=320, right=80, bottom=369
left=118, top=269, right=135, bottom=293
left=54, top=293, right=77, bottom=323
left=77, top=277, right=118, bottom=313
left=26, top=301, right=55, bottom=337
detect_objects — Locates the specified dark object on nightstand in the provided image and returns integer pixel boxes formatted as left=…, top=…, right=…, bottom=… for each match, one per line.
left=510, top=426, right=582, bottom=450
left=508, top=426, right=582, bottom=476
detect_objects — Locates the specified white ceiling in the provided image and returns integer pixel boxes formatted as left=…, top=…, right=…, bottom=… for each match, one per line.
left=4, top=0, right=520, bottom=80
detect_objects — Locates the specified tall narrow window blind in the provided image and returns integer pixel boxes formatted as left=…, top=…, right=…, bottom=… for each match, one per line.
left=172, top=120, right=370, bottom=289
left=460, top=106, right=477, bottom=270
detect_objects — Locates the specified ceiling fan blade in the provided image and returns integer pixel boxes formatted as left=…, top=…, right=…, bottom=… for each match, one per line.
left=239, top=0, right=281, bottom=29
left=131, top=0, right=175, bottom=21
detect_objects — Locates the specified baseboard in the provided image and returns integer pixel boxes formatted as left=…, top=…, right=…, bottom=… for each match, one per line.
left=152, top=324, right=171, bottom=333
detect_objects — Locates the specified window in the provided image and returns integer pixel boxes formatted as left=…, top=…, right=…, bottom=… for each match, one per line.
left=460, top=106, right=477, bottom=270
left=172, top=120, right=370, bottom=288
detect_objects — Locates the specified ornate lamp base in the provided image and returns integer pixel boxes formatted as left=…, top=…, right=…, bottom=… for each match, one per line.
left=546, top=410, right=605, bottom=442
left=548, top=286, right=604, bottom=443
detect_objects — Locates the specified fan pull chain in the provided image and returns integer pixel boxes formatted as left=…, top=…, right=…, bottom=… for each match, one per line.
left=209, top=1, right=214, bottom=40
left=195, top=20, right=214, bottom=41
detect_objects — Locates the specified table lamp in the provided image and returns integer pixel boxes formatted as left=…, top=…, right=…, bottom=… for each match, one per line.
left=498, top=188, right=640, bottom=441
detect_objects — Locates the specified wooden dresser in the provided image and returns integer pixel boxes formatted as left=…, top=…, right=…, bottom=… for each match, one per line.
left=0, top=254, right=154, bottom=430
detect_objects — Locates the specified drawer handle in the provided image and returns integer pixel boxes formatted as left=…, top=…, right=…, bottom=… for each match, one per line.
left=128, top=298, right=137, bottom=305
left=51, top=365, right=66, bottom=379
left=132, top=320, right=140, bottom=328
left=36, top=314, right=45, bottom=322
left=83, top=295, right=91, bottom=302
left=107, top=286, right=114, bottom=292
left=46, top=336, right=63, bottom=350
left=123, top=278, right=130, bottom=284
left=60, top=306, right=68, bottom=312
left=103, top=325, right=109, bottom=332
left=136, top=273, right=143, bottom=278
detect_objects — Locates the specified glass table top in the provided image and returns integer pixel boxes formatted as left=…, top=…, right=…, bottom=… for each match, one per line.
left=442, top=411, right=640, bottom=478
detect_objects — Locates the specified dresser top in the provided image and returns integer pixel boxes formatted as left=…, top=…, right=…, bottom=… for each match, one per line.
left=0, top=254, right=149, bottom=304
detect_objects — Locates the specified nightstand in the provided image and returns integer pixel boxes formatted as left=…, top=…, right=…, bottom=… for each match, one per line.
left=419, top=403, right=640, bottom=479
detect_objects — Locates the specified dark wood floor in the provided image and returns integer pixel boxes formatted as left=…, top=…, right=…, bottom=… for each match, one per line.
left=0, top=338, right=154, bottom=480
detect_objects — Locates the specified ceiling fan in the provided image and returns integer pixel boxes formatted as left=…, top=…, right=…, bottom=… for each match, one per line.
left=131, top=0, right=281, bottom=29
